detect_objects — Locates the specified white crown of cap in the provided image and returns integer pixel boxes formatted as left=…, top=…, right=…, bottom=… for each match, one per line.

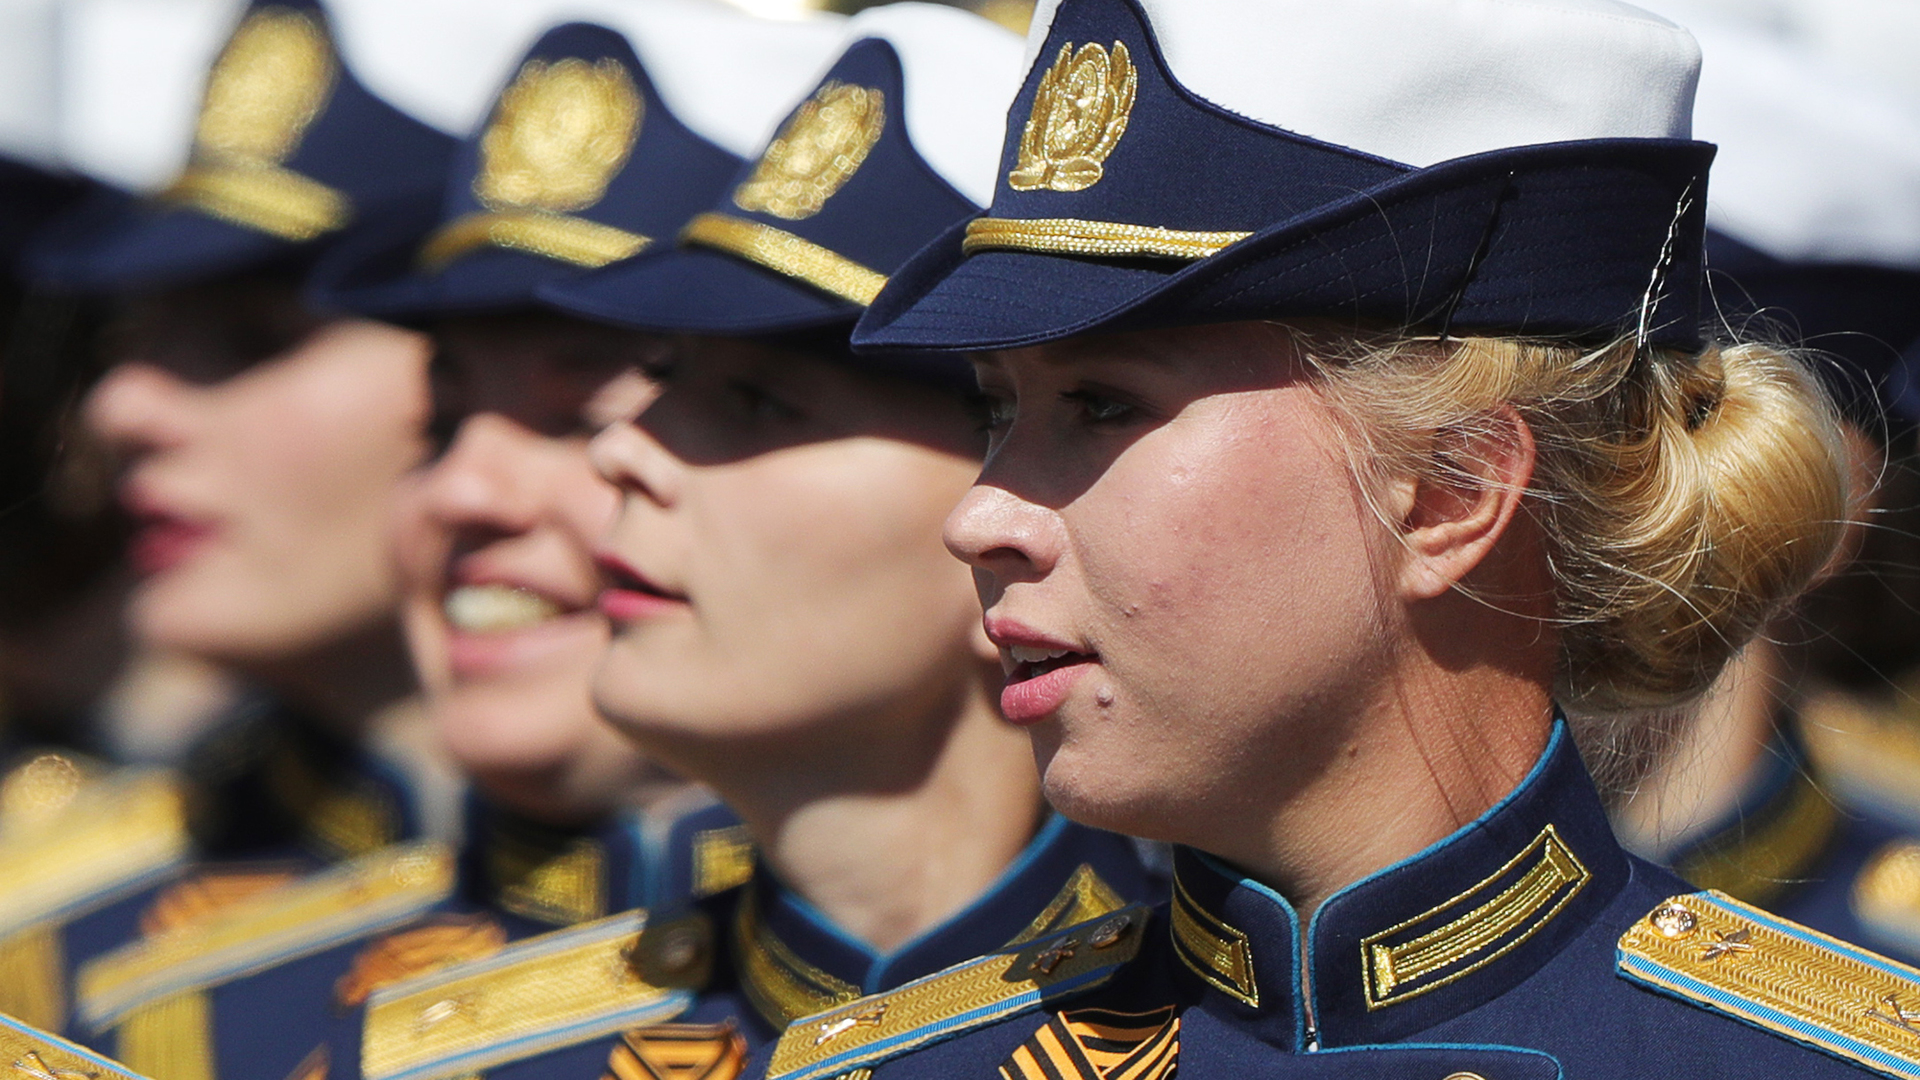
left=0, top=0, right=63, bottom=171
left=828, top=2, right=1026, bottom=207
left=334, top=0, right=842, bottom=153
left=1024, top=0, right=1701, bottom=169
left=1645, top=0, right=1920, bottom=269
left=57, top=0, right=248, bottom=191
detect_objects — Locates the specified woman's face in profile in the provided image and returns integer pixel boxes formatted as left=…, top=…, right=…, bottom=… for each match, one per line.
left=84, top=280, right=431, bottom=664
left=946, top=322, right=1406, bottom=848
left=588, top=336, right=994, bottom=769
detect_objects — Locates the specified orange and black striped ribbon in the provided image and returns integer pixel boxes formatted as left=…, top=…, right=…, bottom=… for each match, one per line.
left=998, top=1006, right=1178, bottom=1080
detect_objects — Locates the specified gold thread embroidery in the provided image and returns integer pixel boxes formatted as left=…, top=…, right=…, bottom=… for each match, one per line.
left=417, top=56, right=645, bottom=270
left=485, top=822, right=607, bottom=927
left=1361, top=825, right=1589, bottom=1008
left=680, top=213, right=887, bottom=306
left=766, top=907, right=1149, bottom=1080
left=0, top=770, right=189, bottom=940
left=733, top=83, right=886, bottom=221
left=362, top=913, right=696, bottom=1080
left=0, top=928, right=64, bottom=1032
left=116, top=991, right=214, bottom=1080
left=1009, top=43, right=1136, bottom=193
left=195, top=7, right=335, bottom=165
left=477, top=58, right=642, bottom=214
left=1168, top=874, right=1257, bottom=1007
left=0, top=755, right=88, bottom=831
left=1619, top=890, right=1920, bottom=1078
left=692, top=826, right=755, bottom=899
left=162, top=6, right=350, bottom=240
left=734, top=890, right=862, bottom=1028
left=79, top=842, right=455, bottom=1031
left=418, top=211, right=649, bottom=271
left=335, top=915, right=508, bottom=1009
left=0, top=1018, right=144, bottom=1080
left=962, top=218, right=1250, bottom=261
left=1676, top=769, right=1841, bottom=906
left=1006, top=864, right=1125, bottom=947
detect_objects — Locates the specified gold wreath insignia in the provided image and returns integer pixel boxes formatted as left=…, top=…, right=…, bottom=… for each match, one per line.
left=194, top=6, right=337, bottom=166
left=476, top=57, right=644, bottom=214
left=732, top=82, right=887, bottom=221
left=1009, top=41, right=1137, bottom=193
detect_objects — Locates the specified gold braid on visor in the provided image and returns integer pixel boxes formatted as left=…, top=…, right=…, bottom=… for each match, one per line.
left=162, top=164, right=352, bottom=241
left=962, top=217, right=1251, bottom=261
left=418, top=211, right=650, bottom=271
left=679, top=213, right=888, bottom=307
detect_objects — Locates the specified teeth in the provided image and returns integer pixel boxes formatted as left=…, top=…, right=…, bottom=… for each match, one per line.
left=1009, top=645, right=1076, bottom=665
left=444, top=584, right=562, bottom=632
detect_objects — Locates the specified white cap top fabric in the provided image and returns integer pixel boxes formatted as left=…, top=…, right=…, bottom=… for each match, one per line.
left=334, top=0, right=846, bottom=157
left=835, top=2, right=1026, bottom=206
left=57, top=0, right=247, bottom=190
left=1645, top=0, right=1920, bottom=268
left=0, top=0, right=64, bottom=170
left=1024, top=0, right=1701, bottom=169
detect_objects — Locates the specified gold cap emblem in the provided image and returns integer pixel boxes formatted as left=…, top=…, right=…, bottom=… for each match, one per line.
left=477, top=58, right=644, bottom=214
left=194, top=6, right=337, bottom=166
left=733, top=82, right=887, bottom=221
left=1009, top=41, right=1137, bottom=193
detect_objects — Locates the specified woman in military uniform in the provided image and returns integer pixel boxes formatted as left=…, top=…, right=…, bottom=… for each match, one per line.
left=356, top=8, right=1165, bottom=1080
left=745, top=0, right=1920, bottom=1077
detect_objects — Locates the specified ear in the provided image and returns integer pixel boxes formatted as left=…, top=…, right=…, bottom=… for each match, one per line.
left=1397, top=405, right=1537, bottom=600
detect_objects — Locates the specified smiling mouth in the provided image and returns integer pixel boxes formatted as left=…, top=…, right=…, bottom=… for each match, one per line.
left=443, top=584, right=567, bottom=633
left=1006, top=645, right=1097, bottom=683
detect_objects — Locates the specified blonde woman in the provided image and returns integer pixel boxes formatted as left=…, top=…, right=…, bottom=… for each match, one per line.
left=747, top=0, right=1920, bottom=1078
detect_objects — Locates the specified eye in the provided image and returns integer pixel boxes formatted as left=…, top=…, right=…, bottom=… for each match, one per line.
left=975, top=391, right=1016, bottom=433
left=1062, top=388, right=1139, bottom=425
left=727, top=379, right=803, bottom=423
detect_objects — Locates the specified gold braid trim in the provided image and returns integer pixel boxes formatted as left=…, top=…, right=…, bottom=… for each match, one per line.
left=117, top=991, right=214, bottom=1080
left=962, top=217, right=1250, bottom=261
left=0, top=926, right=64, bottom=1030
left=418, top=211, right=649, bottom=271
left=680, top=213, right=887, bottom=307
left=163, top=164, right=351, bottom=241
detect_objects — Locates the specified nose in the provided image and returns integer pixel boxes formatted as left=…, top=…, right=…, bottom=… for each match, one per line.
left=589, top=416, right=683, bottom=509
left=415, top=413, right=548, bottom=535
left=943, top=482, right=1063, bottom=589
left=83, top=363, right=194, bottom=460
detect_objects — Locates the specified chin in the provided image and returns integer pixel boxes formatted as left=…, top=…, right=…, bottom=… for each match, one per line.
left=1035, top=740, right=1177, bottom=843
left=432, top=685, right=591, bottom=777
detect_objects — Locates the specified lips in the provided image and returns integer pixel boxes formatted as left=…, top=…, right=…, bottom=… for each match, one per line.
left=987, top=619, right=1097, bottom=724
left=128, top=512, right=216, bottom=576
left=596, top=553, right=688, bottom=623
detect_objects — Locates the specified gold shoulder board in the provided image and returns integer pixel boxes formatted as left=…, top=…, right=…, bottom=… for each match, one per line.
left=362, top=909, right=708, bottom=1080
left=76, top=840, right=455, bottom=1033
left=0, top=768, right=189, bottom=938
left=1619, top=889, right=1920, bottom=1078
left=765, top=904, right=1151, bottom=1080
left=0, top=1009, right=151, bottom=1080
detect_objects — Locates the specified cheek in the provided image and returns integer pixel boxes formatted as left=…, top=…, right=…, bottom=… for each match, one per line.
left=1056, top=397, right=1392, bottom=793
left=693, top=443, right=981, bottom=700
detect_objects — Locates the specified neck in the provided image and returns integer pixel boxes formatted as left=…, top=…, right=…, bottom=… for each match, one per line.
left=246, top=617, right=418, bottom=740
left=701, top=672, right=1042, bottom=954
left=1230, top=594, right=1559, bottom=917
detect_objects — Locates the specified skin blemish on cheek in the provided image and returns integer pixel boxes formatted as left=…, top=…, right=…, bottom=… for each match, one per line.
left=1095, top=686, right=1115, bottom=707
